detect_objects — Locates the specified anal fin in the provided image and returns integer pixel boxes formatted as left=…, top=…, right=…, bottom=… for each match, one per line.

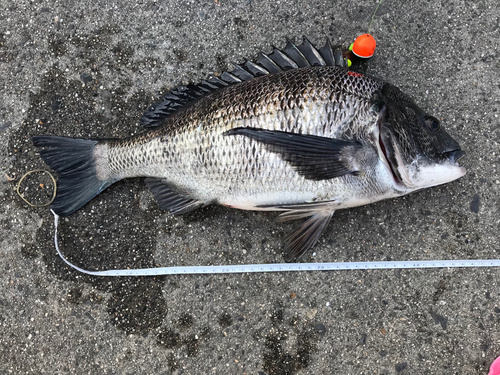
left=259, top=201, right=336, bottom=262
left=284, top=212, right=333, bottom=262
left=145, top=178, right=203, bottom=215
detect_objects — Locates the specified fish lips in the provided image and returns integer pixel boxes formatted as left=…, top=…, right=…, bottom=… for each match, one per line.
left=444, top=149, right=466, bottom=164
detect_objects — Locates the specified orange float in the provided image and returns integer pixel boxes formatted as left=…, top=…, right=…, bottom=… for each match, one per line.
left=350, top=34, right=377, bottom=58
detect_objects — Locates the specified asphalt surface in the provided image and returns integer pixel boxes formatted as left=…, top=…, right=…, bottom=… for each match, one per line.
left=1, top=0, right=499, bottom=374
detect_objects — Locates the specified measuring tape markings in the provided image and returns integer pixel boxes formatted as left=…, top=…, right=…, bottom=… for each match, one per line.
left=50, top=210, right=499, bottom=277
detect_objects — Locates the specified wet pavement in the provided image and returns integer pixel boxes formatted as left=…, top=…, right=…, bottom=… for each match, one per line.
left=1, top=0, right=499, bottom=374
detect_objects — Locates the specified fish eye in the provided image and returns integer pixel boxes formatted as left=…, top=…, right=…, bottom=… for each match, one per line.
left=425, top=116, right=441, bottom=132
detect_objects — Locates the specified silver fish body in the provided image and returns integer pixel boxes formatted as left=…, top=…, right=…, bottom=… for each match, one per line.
left=101, top=67, right=392, bottom=208
left=34, top=39, right=466, bottom=261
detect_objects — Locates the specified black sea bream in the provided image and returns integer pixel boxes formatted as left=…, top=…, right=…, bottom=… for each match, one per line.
left=33, top=38, right=466, bottom=261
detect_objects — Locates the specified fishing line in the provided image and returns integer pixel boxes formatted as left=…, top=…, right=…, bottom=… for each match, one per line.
left=17, top=170, right=57, bottom=207
left=50, top=210, right=500, bottom=277
left=368, top=0, right=384, bottom=34
left=347, top=0, right=383, bottom=65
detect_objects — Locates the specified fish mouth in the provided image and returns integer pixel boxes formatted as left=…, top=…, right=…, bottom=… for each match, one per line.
left=443, top=149, right=466, bottom=165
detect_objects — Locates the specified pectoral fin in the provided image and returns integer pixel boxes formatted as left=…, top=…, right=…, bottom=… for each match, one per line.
left=225, top=127, right=362, bottom=180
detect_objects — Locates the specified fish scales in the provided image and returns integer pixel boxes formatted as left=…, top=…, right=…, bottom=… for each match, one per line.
left=101, top=67, right=384, bottom=207
left=33, top=38, right=465, bottom=261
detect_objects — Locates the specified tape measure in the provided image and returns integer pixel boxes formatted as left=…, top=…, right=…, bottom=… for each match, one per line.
left=51, top=210, right=498, bottom=277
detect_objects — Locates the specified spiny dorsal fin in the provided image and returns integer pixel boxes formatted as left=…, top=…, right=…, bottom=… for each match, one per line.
left=283, top=39, right=310, bottom=68
left=140, top=37, right=349, bottom=128
left=297, top=37, right=326, bottom=67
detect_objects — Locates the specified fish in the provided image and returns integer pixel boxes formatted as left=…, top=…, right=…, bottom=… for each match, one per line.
left=33, top=37, right=466, bottom=262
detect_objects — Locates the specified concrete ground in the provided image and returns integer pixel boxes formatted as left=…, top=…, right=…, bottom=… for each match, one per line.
left=1, top=0, right=499, bottom=374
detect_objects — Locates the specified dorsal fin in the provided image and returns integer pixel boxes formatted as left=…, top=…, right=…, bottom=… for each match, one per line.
left=297, top=37, right=326, bottom=67
left=267, top=48, right=299, bottom=70
left=256, top=53, right=282, bottom=74
left=319, top=38, right=335, bottom=66
left=140, top=37, right=349, bottom=128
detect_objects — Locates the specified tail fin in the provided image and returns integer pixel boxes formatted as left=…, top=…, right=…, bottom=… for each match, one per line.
left=33, top=136, right=114, bottom=216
